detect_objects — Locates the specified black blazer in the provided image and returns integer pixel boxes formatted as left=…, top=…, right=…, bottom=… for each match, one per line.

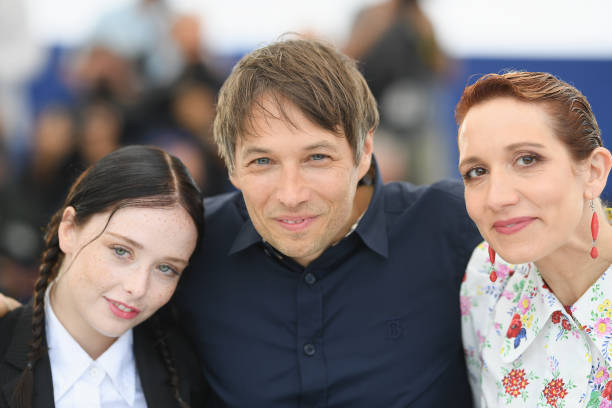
left=0, top=305, right=207, bottom=408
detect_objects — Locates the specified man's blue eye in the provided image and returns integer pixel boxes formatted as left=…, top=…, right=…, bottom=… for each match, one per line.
left=311, top=154, right=326, bottom=161
left=255, top=158, right=270, bottom=165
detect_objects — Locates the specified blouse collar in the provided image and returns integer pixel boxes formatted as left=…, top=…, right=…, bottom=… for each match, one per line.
left=45, top=286, right=138, bottom=405
left=494, top=260, right=612, bottom=365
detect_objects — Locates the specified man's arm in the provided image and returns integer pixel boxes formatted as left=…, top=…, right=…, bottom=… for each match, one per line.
left=0, top=293, right=21, bottom=317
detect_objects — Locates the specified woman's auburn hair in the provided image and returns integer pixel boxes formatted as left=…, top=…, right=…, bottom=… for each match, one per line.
left=455, top=71, right=603, bottom=161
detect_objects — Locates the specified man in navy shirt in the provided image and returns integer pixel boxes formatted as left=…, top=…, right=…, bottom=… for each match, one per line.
left=176, top=38, right=482, bottom=407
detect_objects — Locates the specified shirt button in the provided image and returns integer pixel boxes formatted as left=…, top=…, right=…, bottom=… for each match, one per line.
left=303, top=343, right=316, bottom=356
left=304, top=273, right=316, bottom=285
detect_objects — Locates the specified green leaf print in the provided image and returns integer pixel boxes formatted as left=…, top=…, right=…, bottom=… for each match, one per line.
left=586, top=390, right=600, bottom=408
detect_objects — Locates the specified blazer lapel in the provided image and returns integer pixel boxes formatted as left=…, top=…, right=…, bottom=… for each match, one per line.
left=1, top=306, right=55, bottom=408
left=133, top=324, right=176, bottom=408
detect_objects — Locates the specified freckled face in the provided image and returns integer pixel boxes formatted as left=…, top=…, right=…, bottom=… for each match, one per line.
left=229, top=97, right=372, bottom=266
left=53, top=206, right=197, bottom=345
left=458, top=97, right=588, bottom=263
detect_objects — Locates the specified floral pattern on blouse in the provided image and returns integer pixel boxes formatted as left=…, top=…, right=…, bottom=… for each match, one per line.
left=461, top=241, right=612, bottom=407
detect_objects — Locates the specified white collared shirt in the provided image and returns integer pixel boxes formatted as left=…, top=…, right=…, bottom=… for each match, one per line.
left=461, top=241, right=612, bottom=407
left=45, top=289, right=147, bottom=408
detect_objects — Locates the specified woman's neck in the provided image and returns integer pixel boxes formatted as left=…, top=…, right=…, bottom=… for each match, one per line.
left=535, top=211, right=612, bottom=306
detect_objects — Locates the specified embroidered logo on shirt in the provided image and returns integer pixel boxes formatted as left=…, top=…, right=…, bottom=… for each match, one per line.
left=386, top=319, right=403, bottom=341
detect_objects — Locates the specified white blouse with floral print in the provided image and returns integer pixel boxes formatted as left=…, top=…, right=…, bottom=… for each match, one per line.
left=461, top=241, right=612, bottom=408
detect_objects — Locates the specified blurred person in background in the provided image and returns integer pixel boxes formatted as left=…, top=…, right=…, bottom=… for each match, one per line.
left=134, top=40, right=227, bottom=196
left=0, top=105, right=79, bottom=301
left=76, top=98, right=123, bottom=167
left=345, top=0, right=451, bottom=184
left=88, top=0, right=180, bottom=87
left=0, top=0, right=44, bottom=163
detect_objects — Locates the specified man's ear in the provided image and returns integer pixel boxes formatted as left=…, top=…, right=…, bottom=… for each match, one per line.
left=583, top=147, right=612, bottom=199
left=58, top=207, right=78, bottom=255
left=358, top=129, right=374, bottom=179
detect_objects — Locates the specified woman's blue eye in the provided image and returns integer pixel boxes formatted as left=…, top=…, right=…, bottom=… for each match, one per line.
left=113, top=247, right=128, bottom=256
left=311, top=154, right=326, bottom=161
left=159, top=264, right=177, bottom=275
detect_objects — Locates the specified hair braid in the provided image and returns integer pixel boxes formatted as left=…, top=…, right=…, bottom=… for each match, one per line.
left=151, top=315, right=190, bottom=408
left=11, top=210, right=64, bottom=408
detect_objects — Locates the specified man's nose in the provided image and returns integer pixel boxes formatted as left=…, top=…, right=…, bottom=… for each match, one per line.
left=275, top=166, right=310, bottom=208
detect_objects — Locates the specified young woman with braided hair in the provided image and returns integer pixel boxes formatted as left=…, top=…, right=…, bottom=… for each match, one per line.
left=0, top=145, right=207, bottom=407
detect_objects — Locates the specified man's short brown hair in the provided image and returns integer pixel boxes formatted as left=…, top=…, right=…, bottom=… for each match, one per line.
left=214, top=38, right=379, bottom=172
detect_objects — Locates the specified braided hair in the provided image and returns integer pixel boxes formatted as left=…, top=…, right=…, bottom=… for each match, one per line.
left=11, top=145, right=204, bottom=408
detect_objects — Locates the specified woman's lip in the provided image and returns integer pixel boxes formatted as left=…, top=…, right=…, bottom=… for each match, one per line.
left=493, top=217, right=536, bottom=235
left=104, top=297, right=140, bottom=319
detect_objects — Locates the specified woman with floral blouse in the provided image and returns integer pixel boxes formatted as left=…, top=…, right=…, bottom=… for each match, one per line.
left=456, top=71, right=612, bottom=408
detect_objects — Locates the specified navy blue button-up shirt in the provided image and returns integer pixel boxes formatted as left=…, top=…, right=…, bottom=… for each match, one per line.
left=176, top=167, right=482, bottom=407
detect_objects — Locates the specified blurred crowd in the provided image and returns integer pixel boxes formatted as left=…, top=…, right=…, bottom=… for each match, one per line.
left=0, top=0, right=451, bottom=300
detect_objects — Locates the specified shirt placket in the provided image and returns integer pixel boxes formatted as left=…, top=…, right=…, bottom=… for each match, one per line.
left=72, top=363, right=104, bottom=408
left=297, top=267, right=327, bottom=408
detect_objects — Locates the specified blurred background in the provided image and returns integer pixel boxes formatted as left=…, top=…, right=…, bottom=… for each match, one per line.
left=1, top=0, right=611, bottom=300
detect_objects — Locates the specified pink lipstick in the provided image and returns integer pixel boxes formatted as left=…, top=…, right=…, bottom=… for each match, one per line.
left=104, top=297, right=140, bottom=319
left=493, top=217, right=535, bottom=235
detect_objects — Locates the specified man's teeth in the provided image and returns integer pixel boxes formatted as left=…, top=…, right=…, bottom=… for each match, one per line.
left=283, top=219, right=304, bottom=224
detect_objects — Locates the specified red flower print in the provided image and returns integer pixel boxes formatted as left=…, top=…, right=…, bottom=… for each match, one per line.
left=507, top=314, right=523, bottom=338
left=502, top=369, right=529, bottom=398
left=542, top=378, right=568, bottom=407
left=603, top=380, right=612, bottom=400
left=551, top=310, right=563, bottom=324
left=561, top=319, right=571, bottom=331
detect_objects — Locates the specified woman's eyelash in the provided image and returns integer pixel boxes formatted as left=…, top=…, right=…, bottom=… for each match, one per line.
left=111, top=245, right=131, bottom=257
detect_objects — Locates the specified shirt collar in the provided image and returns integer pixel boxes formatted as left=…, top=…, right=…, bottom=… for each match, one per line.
left=493, top=261, right=560, bottom=363
left=495, top=259, right=612, bottom=365
left=228, top=155, right=389, bottom=258
left=352, top=156, right=388, bottom=258
left=45, top=286, right=137, bottom=405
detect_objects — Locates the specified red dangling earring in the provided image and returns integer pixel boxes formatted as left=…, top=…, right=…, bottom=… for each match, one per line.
left=590, top=200, right=599, bottom=259
left=488, top=245, right=497, bottom=282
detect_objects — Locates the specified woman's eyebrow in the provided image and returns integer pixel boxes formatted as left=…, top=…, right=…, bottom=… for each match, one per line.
left=106, top=232, right=143, bottom=249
